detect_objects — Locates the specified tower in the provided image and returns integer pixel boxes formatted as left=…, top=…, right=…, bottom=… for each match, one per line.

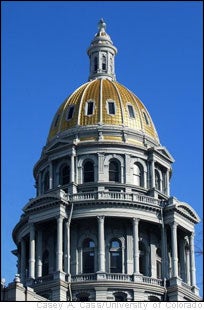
left=6, top=19, right=200, bottom=301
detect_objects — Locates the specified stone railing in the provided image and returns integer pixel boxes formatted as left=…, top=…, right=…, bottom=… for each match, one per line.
left=71, top=274, right=97, bottom=282
left=106, top=273, right=133, bottom=282
left=71, top=273, right=162, bottom=285
left=134, top=274, right=163, bottom=286
left=70, top=191, right=163, bottom=207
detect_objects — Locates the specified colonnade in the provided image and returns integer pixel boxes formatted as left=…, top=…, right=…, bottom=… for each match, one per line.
left=19, top=217, right=196, bottom=288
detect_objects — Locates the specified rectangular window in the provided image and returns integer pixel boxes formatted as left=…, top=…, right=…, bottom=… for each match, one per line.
left=67, top=106, right=74, bottom=120
left=87, top=101, right=94, bottom=115
left=143, top=111, right=149, bottom=125
left=108, top=101, right=116, bottom=115
left=127, top=105, right=135, bottom=118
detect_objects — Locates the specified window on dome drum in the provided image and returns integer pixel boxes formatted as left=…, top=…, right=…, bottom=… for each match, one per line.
left=109, top=160, right=120, bottom=182
left=110, top=239, right=122, bottom=273
left=82, top=238, right=95, bottom=273
left=86, top=101, right=94, bottom=115
left=143, top=111, right=149, bottom=125
left=155, top=169, right=161, bottom=191
left=94, top=57, right=98, bottom=72
left=42, top=250, right=49, bottom=276
left=133, top=163, right=144, bottom=187
left=44, top=171, right=49, bottom=193
left=67, top=105, right=75, bottom=120
left=108, top=101, right=116, bottom=115
left=127, top=104, right=135, bottom=118
left=60, top=165, right=70, bottom=185
left=83, top=161, right=94, bottom=183
left=102, top=55, right=106, bottom=71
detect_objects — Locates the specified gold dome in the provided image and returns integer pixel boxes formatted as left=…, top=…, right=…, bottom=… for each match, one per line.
left=47, top=78, right=159, bottom=144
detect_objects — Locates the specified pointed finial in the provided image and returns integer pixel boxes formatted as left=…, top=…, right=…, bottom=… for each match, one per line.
left=98, top=18, right=106, bottom=32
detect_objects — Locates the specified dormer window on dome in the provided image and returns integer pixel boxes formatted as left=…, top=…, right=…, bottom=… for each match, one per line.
left=85, top=101, right=95, bottom=116
left=66, top=105, right=75, bottom=120
left=107, top=100, right=116, bottom=115
left=127, top=104, right=135, bottom=118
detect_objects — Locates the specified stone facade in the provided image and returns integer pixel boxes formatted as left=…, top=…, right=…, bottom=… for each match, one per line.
left=2, top=19, right=201, bottom=302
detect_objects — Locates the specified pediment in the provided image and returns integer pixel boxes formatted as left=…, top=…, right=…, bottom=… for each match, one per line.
left=23, top=191, right=69, bottom=212
left=155, top=146, right=174, bottom=162
left=45, top=139, right=70, bottom=152
left=175, top=202, right=200, bottom=223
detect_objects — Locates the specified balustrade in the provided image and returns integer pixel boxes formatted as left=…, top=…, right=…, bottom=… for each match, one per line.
left=70, top=191, right=163, bottom=206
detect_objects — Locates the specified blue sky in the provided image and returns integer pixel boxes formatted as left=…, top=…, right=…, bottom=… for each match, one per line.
left=2, top=1, right=203, bottom=296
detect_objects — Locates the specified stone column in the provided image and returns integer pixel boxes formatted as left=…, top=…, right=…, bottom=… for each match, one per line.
left=56, top=216, right=63, bottom=272
left=64, top=220, right=71, bottom=274
left=71, top=146, right=76, bottom=183
left=133, top=218, right=140, bottom=274
left=170, top=222, right=178, bottom=277
left=97, top=216, right=105, bottom=272
left=161, top=222, right=168, bottom=278
left=36, top=230, right=42, bottom=278
left=29, top=223, right=35, bottom=279
left=189, top=232, right=196, bottom=286
left=186, top=246, right=191, bottom=285
left=20, top=239, right=26, bottom=283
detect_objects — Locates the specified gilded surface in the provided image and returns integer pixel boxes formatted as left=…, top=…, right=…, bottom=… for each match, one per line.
left=47, top=79, right=159, bottom=143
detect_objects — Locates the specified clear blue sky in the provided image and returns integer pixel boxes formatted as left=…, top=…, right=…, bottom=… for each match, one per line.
left=2, top=1, right=203, bottom=296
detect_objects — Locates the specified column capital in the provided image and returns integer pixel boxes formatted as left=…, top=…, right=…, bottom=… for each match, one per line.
left=190, top=231, right=195, bottom=239
left=97, top=215, right=105, bottom=222
left=132, top=217, right=140, bottom=224
left=56, top=215, right=64, bottom=222
left=170, top=221, right=178, bottom=229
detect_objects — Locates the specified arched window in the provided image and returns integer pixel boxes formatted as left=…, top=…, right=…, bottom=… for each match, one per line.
left=60, top=165, right=70, bottom=185
left=156, top=248, right=162, bottom=279
left=155, top=169, right=161, bottom=191
left=42, top=250, right=49, bottom=276
left=83, top=161, right=94, bottom=183
left=110, top=239, right=122, bottom=273
left=82, top=238, right=95, bottom=273
left=139, top=241, right=147, bottom=275
left=43, top=171, right=49, bottom=193
left=109, top=160, right=120, bottom=182
left=102, top=55, right=106, bottom=71
left=133, top=163, right=144, bottom=187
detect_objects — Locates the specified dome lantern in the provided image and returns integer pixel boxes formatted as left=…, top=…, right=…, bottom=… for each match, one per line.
left=87, top=19, right=117, bottom=81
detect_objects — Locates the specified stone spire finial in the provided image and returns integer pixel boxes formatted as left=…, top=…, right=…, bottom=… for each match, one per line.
left=98, top=18, right=106, bottom=32
left=87, top=19, right=117, bottom=81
